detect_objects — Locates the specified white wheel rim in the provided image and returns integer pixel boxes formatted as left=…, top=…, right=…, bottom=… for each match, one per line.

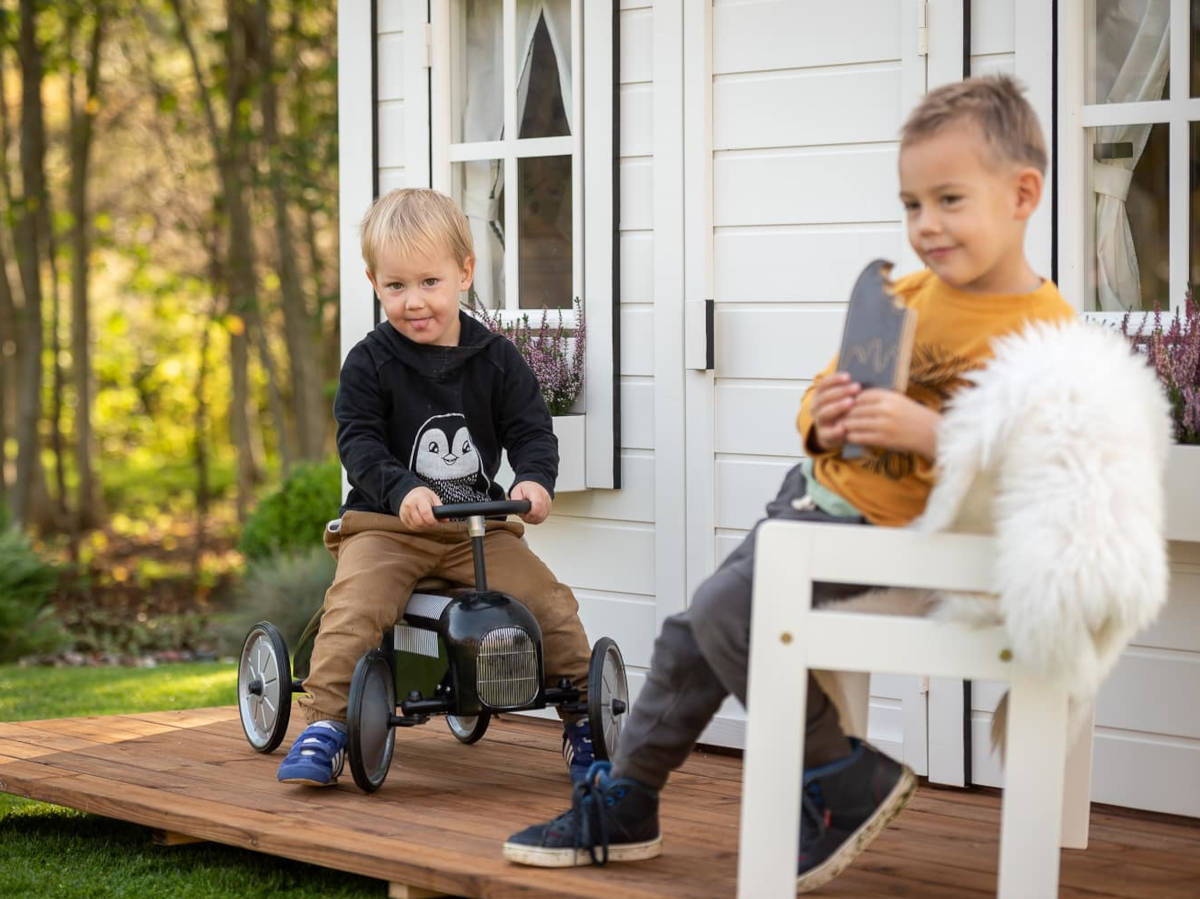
left=239, top=631, right=282, bottom=748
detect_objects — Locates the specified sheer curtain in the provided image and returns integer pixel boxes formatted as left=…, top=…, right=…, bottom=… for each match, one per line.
left=456, top=1, right=572, bottom=310
left=460, top=2, right=504, bottom=308
left=1092, top=0, right=1170, bottom=311
left=516, top=0, right=573, bottom=133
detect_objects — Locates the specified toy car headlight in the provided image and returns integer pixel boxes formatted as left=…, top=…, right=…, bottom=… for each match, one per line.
left=476, top=626, right=539, bottom=710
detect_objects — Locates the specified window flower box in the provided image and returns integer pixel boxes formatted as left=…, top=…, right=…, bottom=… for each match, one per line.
left=1166, top=444, right=1200, bottom=542
left=552, top=414, right=586, bottom=494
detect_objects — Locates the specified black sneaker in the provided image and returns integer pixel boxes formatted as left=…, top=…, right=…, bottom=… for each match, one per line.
left=795, top=740, right=916, bottom=893
left=503, top=761, right=663, bottom=867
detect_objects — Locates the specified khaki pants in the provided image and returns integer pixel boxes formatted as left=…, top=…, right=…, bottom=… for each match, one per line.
left=300, top=510, right=591, bottom=725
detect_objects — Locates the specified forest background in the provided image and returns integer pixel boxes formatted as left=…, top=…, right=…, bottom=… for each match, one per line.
left=1, top=0, right=343, bottom=666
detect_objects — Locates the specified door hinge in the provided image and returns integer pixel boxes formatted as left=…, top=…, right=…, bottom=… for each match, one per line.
left=423, top=22, right=433, bottom=69
left=917, top=0, right=929, bottom=57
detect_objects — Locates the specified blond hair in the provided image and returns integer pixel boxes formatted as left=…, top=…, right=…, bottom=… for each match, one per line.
left=359, top=188, right=474, bottom=272
left=900, top=75, right=1047, bottom=174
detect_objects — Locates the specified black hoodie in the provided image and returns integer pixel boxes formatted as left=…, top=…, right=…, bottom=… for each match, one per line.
left=335, top=311, right=558, bottom=514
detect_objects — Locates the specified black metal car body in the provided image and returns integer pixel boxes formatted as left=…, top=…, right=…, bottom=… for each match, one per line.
left=237, top=500, right=629, bottom=793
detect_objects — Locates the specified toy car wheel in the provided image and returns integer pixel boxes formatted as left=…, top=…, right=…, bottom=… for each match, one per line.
left=588, top=636, right=629, bottom=761
left=446, top=712, right=491, bottom=744
left=238, top=621, right=292, bottom=753
left=347, top=649, right=397, bottom=792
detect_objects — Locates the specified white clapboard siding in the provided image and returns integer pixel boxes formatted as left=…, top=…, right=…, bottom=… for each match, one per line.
left=715, top=226, right=905, bottom=303
left=716, top=147, right=900, bottom=228
left=620, top=304, right=655, bottom=377
left=712, top=0, right=902, bottom=73
left=970, top=0, right=1014, bottom=77
left=714, top=382, right=807, bottom=458
left=714, top=307, right=844, bottom=380
left=621, top=232, right=654, bottom=301
left=376, top=7, right=406, bottom=192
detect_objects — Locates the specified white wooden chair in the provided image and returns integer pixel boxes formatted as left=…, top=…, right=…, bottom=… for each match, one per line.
left=737, top=521, right=1095, bottom=899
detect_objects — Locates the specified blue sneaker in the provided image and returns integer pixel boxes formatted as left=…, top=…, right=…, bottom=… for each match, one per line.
left=503, top=761, right=662, bottom=867
left=276, top=721, right=347, bottom=786
left=562, top=718, right=595, bottom=784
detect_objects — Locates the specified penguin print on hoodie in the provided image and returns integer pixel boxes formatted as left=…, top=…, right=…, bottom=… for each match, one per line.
left=409, top=412, right=491, bottom=504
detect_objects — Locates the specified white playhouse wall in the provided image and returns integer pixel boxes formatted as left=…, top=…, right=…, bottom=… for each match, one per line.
left=356, top=0, right=1200, bottom=818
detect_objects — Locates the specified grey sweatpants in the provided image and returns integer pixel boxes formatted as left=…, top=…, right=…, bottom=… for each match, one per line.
left=613, top=462, right=870, bottom=790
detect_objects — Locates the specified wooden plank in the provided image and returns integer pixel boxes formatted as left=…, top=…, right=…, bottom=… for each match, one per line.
left=151, top=829, right=208, bottom=846
left=3, top=709, right=1199, bottom=898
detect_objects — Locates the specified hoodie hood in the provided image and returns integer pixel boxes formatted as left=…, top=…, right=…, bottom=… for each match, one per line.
left=365, top=310, right=498, bottom=380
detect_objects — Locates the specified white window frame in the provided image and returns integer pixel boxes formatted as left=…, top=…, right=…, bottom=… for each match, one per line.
left=1058, top=0, right=1194, bottom=322
left=431, top=0, right=582, bottom=324
left=429, top=0, right=619, bottom=488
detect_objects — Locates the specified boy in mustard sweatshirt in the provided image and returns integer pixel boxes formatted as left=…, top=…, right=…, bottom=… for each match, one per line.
left=503, top=75, right=1074, bottom=892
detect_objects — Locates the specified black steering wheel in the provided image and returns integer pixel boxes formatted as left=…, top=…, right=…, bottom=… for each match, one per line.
left=431, top=499, right=532, bottom=520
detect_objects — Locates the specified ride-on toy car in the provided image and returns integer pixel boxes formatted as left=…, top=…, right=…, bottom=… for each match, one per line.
left=237, top=499, right=630, bottom=791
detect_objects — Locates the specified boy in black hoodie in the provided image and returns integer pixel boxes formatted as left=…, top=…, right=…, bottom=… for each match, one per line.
left=276, top=189, right=594, bottom=787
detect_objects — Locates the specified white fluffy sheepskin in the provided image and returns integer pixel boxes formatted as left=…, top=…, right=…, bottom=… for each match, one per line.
left=915, top=319, right=1172, bottom=699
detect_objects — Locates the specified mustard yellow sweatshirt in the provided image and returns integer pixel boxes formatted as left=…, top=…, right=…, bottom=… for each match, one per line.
left=796, top=269, right=1076, bottom=526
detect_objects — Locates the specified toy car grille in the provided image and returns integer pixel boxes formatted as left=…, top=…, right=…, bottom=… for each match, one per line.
left=476, top=627, right=539, bottom=709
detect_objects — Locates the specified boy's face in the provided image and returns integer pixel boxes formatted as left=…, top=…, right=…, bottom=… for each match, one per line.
left=898, top=123, right=1041, bottom=293
left=368, top=245, right=475, bottom=346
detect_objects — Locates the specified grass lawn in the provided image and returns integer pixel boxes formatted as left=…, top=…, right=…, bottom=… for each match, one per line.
left=0, top=662, right=383, bottom=898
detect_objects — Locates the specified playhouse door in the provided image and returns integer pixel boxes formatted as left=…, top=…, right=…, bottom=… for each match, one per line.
left=678, top=0, right=934, bottom=774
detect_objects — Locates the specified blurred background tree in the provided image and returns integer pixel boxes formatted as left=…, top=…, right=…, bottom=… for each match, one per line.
left=0, top=0, right=340, bottom=658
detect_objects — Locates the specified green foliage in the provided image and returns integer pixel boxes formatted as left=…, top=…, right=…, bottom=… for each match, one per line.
left=215, top=546, right=334, bottom=667
left=0, top=530, right=68, bottom=663
left=238, top=458, right=341, bottom=560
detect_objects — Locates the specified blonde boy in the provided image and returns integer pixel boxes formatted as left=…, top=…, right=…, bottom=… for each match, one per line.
left=277, top=189, right=595, bottom=787
left=503, top=76, right=1074, bottom=891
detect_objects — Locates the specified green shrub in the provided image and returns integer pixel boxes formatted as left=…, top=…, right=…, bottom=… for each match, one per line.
left=215, top=546, right=335, bottom=673
left=238, top=458, right=341, bottom=560
left=0, top=529, right=68, bottom=663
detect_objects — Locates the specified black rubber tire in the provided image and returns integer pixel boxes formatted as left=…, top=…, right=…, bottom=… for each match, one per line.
left=238, top=621, right=292, bottom=754
left=346, top=649, right=397, bottom=793
left=445, top=712, right=491, bottom=744
left=587, top=636, right=630, bottom=761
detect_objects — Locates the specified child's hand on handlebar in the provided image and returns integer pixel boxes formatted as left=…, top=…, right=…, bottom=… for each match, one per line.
left=399, top=486, right=441, bottom=529
left=509, top=481, right=551, bottom=524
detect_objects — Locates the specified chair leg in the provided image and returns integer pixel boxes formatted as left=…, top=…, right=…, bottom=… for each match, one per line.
left=738, top=523, right=814, bottom=898
left=997, top=675, right=1068, bottom=899
left=1060, top=702, right=1094, bottom=850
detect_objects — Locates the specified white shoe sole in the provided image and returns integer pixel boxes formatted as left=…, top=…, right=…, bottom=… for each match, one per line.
left=502, top=836, right=663, bottom=867
left=795, top=765, right=917, bottom=894
left=278, top=776, right=338, bottom=787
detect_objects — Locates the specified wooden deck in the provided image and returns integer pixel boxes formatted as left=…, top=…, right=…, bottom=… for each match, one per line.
left=1, top=708, right=1197, bottom=898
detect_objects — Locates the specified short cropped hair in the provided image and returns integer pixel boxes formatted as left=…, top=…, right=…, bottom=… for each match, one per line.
left=900, top=75, right=1047, bottom=174
left=360, top=188, right=474, bottom=273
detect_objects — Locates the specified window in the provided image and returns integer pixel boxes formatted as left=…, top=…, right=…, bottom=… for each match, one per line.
left=1065, top=0, right=1199, bottom=315
left=438, top=0, right=581, bottom=314
left=427, top=0, right=620, bottom=488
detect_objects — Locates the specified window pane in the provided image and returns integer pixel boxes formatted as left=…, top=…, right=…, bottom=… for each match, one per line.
left=516, top=0, right=572, bottom=138
left=1192, top=123, right=1200, bottom=296
left=1087, top=123, right=1169, bottom=312
left=518, top=155, right=572, bottom=310
left=1087, top=0, right=1169, bottom=106
left=453, top=159, right=505, bottom=309
left=452, top=1, right=503, bottom=143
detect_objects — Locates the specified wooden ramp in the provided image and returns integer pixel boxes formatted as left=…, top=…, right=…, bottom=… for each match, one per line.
left=1, top=708, right=1198, bottom=898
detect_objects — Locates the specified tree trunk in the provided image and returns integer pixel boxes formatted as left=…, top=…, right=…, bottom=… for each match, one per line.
left=11, top=0, right=52, bottom=532
left=254, top=0, right=325, bottom=461
left=68, top=6, right=107, bottom=530
left=170, top=0, right=267, bottom=518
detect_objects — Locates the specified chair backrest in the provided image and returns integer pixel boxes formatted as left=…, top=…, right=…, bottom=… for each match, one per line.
left=914, top=320, right=1172, bottom=698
